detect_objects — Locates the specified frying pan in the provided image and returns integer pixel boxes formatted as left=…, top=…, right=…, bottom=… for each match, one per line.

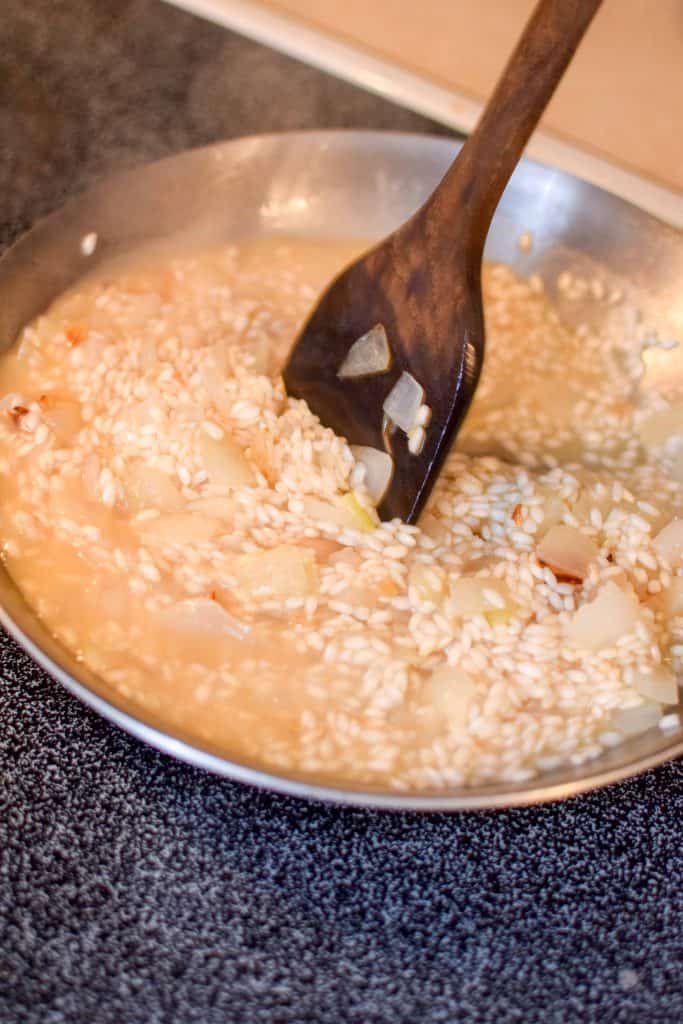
left=1, top=131, right=681, bottom=809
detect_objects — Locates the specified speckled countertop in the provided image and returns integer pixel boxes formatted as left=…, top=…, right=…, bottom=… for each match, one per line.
left=1, top=2, right=683, bottom=1022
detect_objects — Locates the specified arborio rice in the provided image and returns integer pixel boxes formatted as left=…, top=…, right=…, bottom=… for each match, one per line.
left=0, top=238, right=681, bottom=791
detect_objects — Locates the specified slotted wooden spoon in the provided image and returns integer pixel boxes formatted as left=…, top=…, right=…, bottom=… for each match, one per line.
left=283, top=0, right=603, bottom=522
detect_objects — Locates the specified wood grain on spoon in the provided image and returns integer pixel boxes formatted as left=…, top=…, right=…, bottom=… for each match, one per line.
left=283, top=0, right=603, bottom=523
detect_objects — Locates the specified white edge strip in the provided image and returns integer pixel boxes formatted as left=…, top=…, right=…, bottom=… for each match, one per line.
left=165, top=0, right=682, bottom=228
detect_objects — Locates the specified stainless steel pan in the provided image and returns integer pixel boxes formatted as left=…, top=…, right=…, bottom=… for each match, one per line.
left=1, top=131, right=682, bottom=809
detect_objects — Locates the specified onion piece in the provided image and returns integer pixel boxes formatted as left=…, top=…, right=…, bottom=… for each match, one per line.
left=340, top=492, right=377, bottom=532
left=632, top=667, right=679, bottom=705
left=300, top=494, right=376, bottom=532
left=297, top=535, right=342, bottom=561
left=407, top=426, right=426, bottom=455
left=199, top=433, right=254, bottom=489
left=567, top=581, right=639, bottom=651
left=447, top=577, right=515, bottom=622
left=337, top=324, right=391, bottom=379
left=422, top=666, right=476, bottom=731
left=301, top=495, right=355, bottom=528
left=653, top=519, right=683, bottom=566
left=231, top=545, right=319, bottom=598
left=350, top=446, right=393, bottom=505
left=537, top=524, right=598, bottom=581
left=383, top=372, right=425, bottom=433
left=157, top=598, right=249, bottom=640
left=121, top=462, right=184, bottom=512
left=334, top=581, right=385, bottom=607
left=613, top=703, right=662, bottom=736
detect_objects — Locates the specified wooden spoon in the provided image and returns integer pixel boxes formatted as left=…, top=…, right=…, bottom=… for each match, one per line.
left=283, top=0, right=603, bottom=523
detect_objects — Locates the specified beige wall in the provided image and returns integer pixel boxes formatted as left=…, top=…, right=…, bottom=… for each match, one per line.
left=264, top=0, right=683, bottom=192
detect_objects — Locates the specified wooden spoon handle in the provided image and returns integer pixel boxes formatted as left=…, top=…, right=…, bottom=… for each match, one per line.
left=437, top=0, right=603, bottom=246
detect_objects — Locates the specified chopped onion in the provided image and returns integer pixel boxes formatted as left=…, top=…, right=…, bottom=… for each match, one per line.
left=415, top=404, right=432, bottom=428
left=340, top=492, right=377, bottom=532
left=122, top=463, right=184, bottom=512
left=407, top=425, right=426, bottom=455
left=334, top=581, right=385, bottom=607
left=301, top=494, right=376, bottom=532
left=536, top=524, right=598, bottom=581
left=447, top=577, right=515, bottom=621
left=158, top=598, right=249, bottom=640
left=337, top=324, right=391, bottom=379
left=654, top=519, right=683, bottom=566
left=422, top=666, right=476, bottom=732
left=199, top=433, right=254, bottom=489
left=232, top=545, right=319, bottom=598
left=301, top=495, right=352, bottom=527
left=383, top=372, right=425, bottom=433
left=632, top=667, right=679, bottom=705
left=297, top=535, right=342, bottom=561
left=567, top=581, right=639, bottom=651
left=613, top=703, right=662, bottom=737
left=350, top=446, right=393, bottom=505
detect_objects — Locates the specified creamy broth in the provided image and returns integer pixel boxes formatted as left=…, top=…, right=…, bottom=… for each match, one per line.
left=0, top=239, right=680, bottom=790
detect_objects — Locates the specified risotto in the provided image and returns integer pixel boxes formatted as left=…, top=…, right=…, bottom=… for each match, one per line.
left=0, top=238, right=681, bottom=790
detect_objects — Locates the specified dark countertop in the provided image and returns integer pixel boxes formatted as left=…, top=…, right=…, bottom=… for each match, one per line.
left=1, top=2, right=682, bottom=1022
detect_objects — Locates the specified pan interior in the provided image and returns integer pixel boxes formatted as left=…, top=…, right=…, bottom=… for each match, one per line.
left=0, top=131, right=681, bottom=809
